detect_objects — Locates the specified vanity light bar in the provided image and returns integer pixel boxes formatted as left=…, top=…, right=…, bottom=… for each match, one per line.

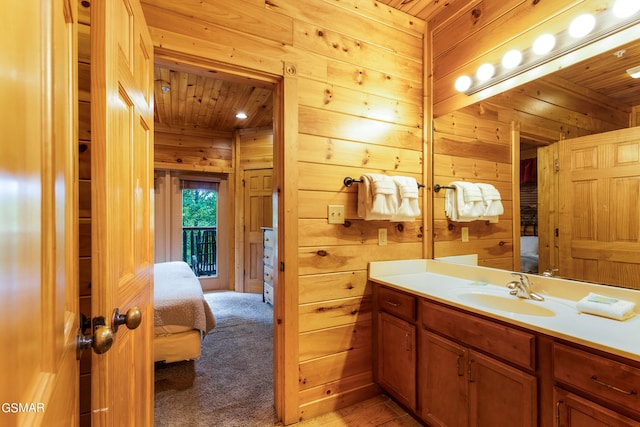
left=456, top=4, right=640, bottom=95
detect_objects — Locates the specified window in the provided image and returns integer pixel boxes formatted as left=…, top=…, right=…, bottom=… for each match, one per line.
left=181, top=180, right=218, bottom=277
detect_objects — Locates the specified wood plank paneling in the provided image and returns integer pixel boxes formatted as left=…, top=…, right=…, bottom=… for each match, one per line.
left=141, top=0, right=424, bottom=422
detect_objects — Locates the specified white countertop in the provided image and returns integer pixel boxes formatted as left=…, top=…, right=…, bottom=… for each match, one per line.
left=369, top=259, right=640, bottom=362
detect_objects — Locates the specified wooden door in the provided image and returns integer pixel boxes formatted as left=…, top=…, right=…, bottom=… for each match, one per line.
left=1, top=0, right=79, bottom=425
left=91, top=0, right=154, bottom=425
left=420, top=331, right=468, bottom=427
left=468, top=350, right=537, bottom=427
left=558, top=128, right=640, bottom=287
left=377, top=312, right=416, bottom=411
left=537, top=142, right=560, bottom=274
left=243, top=168, right=273, bottom=294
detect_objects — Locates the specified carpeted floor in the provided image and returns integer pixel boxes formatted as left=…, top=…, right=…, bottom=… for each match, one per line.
left=154, top=291, right=278, bottom=427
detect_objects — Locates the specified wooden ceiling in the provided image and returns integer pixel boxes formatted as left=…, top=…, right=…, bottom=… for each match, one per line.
left=153, top=63, right=274, bottom=134
left=152, top=2, right=640, bottom=133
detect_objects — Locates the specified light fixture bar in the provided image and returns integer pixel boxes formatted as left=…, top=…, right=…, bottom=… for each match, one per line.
left=463, top=8, right=640, bottom=95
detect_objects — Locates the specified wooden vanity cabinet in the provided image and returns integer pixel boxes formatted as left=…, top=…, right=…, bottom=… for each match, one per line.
left=374, top=286, right=417, bottom=411
left=373, top=283, right=640, bottom=426
left=420, top=300, right=537, bottom=427
left=554, top=387, right=640, bottom=427
left=553, top=342, right=640, bottom=425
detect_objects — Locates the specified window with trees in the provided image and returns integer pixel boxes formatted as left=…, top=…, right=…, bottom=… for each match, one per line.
left=181, top=180, right=218, bottom=277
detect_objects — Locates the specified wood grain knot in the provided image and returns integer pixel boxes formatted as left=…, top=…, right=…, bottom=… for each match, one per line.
left=317, top=250, right=328, bottom=256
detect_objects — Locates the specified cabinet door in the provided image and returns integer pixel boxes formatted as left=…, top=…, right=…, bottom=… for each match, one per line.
left=555, top=388, right=640, bottom=427
left=468, top=350, right=537, bottom=427
left=378, top=312, right=416, bottom=410
left=420, top=331, right=468, bottom=427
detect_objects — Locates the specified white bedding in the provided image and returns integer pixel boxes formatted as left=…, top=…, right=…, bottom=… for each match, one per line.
left=154, top=261, right=216, bottom=337
left=520, top=236, right=539, bottom=273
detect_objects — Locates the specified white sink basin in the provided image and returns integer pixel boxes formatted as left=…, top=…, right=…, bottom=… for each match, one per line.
left=456, top=291, right=556, bottom=317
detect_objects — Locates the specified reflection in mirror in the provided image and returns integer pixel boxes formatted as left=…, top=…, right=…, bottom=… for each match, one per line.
left=435, top=38, right=640, bottom=290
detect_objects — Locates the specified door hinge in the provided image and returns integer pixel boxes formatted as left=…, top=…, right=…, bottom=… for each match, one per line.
left=242, top=179, right=246, bottom=187
left=555, top=228, right=559, bottom=237
left=554, top=158, right=559, bottom=172
left=280, top=261, right=285, bottom=272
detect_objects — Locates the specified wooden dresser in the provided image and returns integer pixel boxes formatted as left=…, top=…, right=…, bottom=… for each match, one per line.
left=262, top=227, right=274, bottom=305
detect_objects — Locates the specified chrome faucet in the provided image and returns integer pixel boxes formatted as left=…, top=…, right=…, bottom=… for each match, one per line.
left=506, top=273, right=544, bottom=301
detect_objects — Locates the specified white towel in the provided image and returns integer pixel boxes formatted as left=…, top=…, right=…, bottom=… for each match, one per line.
left=391, top=176, right=420, bottom=222
left=576, top=292, right=636, bottom=321
left=445, top=182, right=484, bottom=222
left=476, top=183, right=504, bottom=221
left=357, top=174, right=397, bottom=220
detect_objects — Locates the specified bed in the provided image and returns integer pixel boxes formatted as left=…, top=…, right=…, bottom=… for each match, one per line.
left=520, top=235, right=539, bottom=274
left=154, top=261, right=216, bottom=363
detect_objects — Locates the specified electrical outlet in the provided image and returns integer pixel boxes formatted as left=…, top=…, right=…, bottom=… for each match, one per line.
left=461, top=227, right=469, bottom=242
left=378, top=228, right=387, bottom=246
left=327, top=205, right=345, bottom=224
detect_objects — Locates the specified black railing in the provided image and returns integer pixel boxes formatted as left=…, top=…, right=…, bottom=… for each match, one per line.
left=183, top=226, right=217, bottom=277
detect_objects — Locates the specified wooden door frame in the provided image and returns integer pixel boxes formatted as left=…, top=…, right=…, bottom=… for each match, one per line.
left=152, top=50, right=297, bottom=423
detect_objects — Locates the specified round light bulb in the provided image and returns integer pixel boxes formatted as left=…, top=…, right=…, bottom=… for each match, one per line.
left=532, top=34, right=556, bottom=55
left=476, top=63, right=495, bottom=82
left=235, top=112, right=248, bottom=119
left=502, top=50, right=523, bottom=69
left=613, top=0, right=640, bottom=18
left=568, top=14, right=596, bottom=38
left=455, top=75, right=472, bottom=92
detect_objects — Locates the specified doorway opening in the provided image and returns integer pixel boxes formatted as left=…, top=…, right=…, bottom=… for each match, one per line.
left=151, top=55, right=280, bottom=424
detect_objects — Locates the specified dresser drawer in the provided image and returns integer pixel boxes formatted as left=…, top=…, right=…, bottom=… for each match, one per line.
left=264, top=283, right=274, bottom=305
left=421, top=300, right=536, bottom=371
left=553, top=342, right=640, bottom=416
left=377, top=286, right=416, bottom=322
left=263, top=265, right=274, bottom=286
left=263, top=228, right=274, bottom=249
left=263, top=245, right=274, bottom=268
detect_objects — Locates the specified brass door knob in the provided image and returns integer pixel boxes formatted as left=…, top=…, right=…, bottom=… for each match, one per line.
left=76, top=325, right=114, bottom=360
left=112, top=307, right=142, bottom=332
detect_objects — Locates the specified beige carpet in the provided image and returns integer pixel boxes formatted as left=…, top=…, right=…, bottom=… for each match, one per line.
left=154, top=291, right=278, bottom=426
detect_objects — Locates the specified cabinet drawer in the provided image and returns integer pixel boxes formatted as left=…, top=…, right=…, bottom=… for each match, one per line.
left=263, top=228, right=274, bottom=249
left=263, top=246, right=274, bottom=267
left=263, top=265, right=274, bottom=285
left=264, top=283, right=274, bottom=305
left=378, top=286, right=416, bottom=322
left=421, top=300, right=536, bottom=371
left=553, top=342, right=640, bottom=417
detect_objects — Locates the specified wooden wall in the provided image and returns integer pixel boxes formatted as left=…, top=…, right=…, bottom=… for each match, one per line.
left=238, top=127, right=273, bottom=169
left=432, top=106, right=514, bottom=270
left=154, top=122, right=233, bottom=172
left=139, top=0, right=425, bottom=422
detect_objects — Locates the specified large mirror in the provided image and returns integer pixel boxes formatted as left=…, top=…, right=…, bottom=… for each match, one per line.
left=434, top=37, right=640, bottom=289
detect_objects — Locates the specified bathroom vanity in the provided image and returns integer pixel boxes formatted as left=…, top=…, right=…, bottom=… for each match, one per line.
left=370, top=260, right=640, bottom=427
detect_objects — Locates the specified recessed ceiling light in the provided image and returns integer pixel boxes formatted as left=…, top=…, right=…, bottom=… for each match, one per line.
left=627, top=65, right=640, bottom=79
left=235, top=112, right=248, bottom=119
left=161, top=85, right=170, bottom=93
